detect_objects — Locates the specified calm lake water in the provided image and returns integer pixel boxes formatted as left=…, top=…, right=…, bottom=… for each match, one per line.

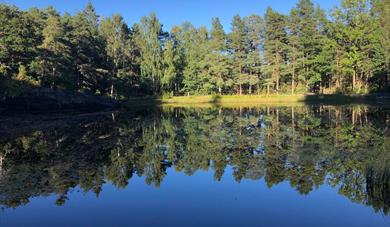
left=0, top=104, right=390, bottom=227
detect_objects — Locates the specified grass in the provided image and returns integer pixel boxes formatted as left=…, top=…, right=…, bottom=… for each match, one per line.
left=161, top=94, right=377, bottom=104
left=123, top=94, right=387, bottom=108
left=162, top=94, right=305, bottom=104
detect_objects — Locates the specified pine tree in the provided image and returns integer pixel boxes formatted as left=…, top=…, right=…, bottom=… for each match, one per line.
left=70, top=2, right=108, bottom=93
left=207, top=17, right=230, bottom=94
left=31, top=7, right=73, bottom=89
left=332, top=0, right=376, bottom=93
left=371, top=0, right=390, bottom=92
left=244, top=15, right=264, bottom=94
left=314, top=6, right=334, bottom=93
left=293, top=0, right=322, bottom=92
left=264, top=7, right=288, bottom=94
left=229, top=15, right=247, bottom=95
left=0, top=5, right=39, bottom=78
left=287, top=9, right=304, bottom=94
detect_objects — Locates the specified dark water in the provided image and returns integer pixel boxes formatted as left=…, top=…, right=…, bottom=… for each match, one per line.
left=0, top=105, right=390, bottom=227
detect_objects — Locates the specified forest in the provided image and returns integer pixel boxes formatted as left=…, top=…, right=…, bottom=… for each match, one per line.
left=0, top=0, right=389, bottom=99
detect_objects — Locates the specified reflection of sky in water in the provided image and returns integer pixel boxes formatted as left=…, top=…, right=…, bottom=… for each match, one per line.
left=2, top=167, right=389, bottom=227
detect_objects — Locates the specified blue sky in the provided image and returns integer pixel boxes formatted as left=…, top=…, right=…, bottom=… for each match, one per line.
left=1, top=0, right=340, bottom=31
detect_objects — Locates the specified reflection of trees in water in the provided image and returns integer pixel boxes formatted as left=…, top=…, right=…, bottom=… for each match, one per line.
left=0, top=105, right=389, bottom=213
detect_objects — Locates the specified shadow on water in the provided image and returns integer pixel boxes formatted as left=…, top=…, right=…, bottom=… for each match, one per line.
left=0, top=104, right=390, bottom=215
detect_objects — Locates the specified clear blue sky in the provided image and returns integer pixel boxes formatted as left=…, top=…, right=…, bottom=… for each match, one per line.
left=1, top=0, right=340, bottom=31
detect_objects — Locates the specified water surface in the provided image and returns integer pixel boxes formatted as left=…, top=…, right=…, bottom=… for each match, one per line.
left=0, top=105, right=390, bottom=227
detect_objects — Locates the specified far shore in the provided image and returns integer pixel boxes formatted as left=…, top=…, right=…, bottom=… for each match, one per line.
left=124, top=94, right=390, bottom=107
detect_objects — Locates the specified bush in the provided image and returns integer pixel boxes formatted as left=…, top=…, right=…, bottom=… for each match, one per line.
left=162, top=91, right=173, bottom=99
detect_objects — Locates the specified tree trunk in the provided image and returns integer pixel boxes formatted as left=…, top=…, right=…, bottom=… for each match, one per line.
left=305, top=66, right=308, bottom=93
left=267, top=84, right=270, bottom=96
left=276, top=53, right=280, bottom=94
left=336, top=49, right=340, bottom=89
left=352, top=70, right=356, bottom=91
left=218, top=72, right=222, bottom=95
left=239, top=84, right=242, bottom=95
left=249, top=85, right=252, bottom=94
left=292, top=63, right=295, bottom=95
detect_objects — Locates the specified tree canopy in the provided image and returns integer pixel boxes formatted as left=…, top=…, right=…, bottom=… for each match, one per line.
left=1, top=0, right=389, bottom=98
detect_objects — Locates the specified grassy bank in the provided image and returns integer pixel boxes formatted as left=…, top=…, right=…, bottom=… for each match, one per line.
left=123, top=94, right=389, bottom=108
left=162, top=94, right=381, bottom=105
left=162, top=95, right=305, bottom=104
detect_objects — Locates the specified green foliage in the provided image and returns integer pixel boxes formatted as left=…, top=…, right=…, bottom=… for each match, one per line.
left=135, top=13, right=167, bottom=95
left=0, top=0, right=389, bottom=99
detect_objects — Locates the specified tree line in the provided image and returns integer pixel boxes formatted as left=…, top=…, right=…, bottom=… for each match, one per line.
left=1, top=0, right=389, bottom=98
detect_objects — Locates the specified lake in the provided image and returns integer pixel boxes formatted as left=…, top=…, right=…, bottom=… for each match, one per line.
left=0, top=104, right=390, bottom=227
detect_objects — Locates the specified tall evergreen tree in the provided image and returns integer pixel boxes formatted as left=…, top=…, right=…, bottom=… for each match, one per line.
left=206, top=17, right=230, bottom=94
left=71, top=2, right=108, bottom=93
left=287, top=9, right=304, bottom=94
left=31, top=7, right=73, bottom=89
left=229, top=15, right=247, bottom=95
left=294, top=0, right=322, bottom=92
left=332, top=0, right=376, bottom=93
left=244, top=15, right=264, bottom=94
left=0, top=5, right=39, bottom=78
left=371, top=0, right=390, bottom=92
left=264, top=8, right=288, bottom=94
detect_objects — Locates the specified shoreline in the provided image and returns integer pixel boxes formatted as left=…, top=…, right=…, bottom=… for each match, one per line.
left=125, top=94, right=390, bottom=106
